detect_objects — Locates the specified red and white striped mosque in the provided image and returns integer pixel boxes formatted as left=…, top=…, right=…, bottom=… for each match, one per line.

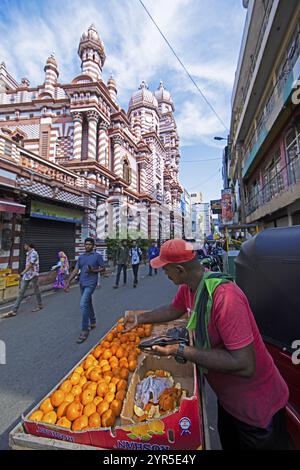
left=0, top=24, right=183, bottom=272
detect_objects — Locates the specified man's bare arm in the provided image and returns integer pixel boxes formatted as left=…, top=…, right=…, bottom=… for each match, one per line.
left=123, top=304, right=185, bottom=332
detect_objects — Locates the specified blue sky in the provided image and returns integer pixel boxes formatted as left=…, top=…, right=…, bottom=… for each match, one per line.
left=0, top=0, right=247, bottom=202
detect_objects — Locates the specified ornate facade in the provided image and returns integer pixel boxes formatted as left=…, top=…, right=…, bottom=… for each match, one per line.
left=0, top=25, right=183, bottom=270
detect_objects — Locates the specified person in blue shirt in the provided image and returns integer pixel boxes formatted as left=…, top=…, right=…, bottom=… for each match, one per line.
left=65, top=237, right=105, bottom=343
left=147, top=241, right=159, bottom=276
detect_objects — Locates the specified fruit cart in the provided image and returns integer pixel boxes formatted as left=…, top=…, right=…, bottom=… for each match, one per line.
left=9, top=312, right=210, bottom=450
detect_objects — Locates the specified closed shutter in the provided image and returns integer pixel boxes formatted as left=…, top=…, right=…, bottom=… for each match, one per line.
left=20, top=217, right=76, bottom=272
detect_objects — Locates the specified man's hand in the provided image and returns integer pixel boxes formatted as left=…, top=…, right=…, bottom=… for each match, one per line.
left=122, top=314, right=138, bottom=333
left=144, top=344, right=178, bottom=357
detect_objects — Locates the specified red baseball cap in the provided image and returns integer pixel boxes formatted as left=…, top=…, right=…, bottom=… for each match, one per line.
left=150, top=239, right=195, bottom=269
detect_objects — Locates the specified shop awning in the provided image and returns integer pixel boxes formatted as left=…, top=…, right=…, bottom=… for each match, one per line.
left=0, top=200, right=26, bottom=214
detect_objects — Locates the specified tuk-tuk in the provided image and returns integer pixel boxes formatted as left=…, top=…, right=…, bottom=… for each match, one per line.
left=236, top=226, right=300, bottom=449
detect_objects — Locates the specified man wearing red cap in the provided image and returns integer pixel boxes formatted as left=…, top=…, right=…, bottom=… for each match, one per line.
left=123, top=238, right=289, bottom=450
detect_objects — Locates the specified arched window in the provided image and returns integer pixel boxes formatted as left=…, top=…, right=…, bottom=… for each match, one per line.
left=123, top=159, right=132, bottom=184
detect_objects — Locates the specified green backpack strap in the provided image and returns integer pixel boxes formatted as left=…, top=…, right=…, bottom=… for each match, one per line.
left=187, top=272, right=233, bottom=377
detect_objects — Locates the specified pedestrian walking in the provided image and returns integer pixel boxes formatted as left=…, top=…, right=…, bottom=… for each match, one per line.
left=52, top=251, right=69, bottom=289
left=147, top=241, right=159, bottom=276
left=113, top=240, right=129, bottom=289
left=123, top=239, right=290, bottom=450
left=4, top=242, right=43, bottom=318
left=65, top=237, right=105, bottom=344
left=129, top=240, right=142, bottom=288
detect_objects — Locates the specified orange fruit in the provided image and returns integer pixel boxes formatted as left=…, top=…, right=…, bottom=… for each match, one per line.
left=119, top=358, right=128, bottom=368
left=83, top=357, right=95, bottom=370
left=64, top=392, right=75, bottom=403
left=116, top=389, right=126, bottom=401
left=74, top=366, right=84, bottom=375
left=102, top=364, right=111, bottom=373
left=72, top=415, right=88, bottom=431
left=135, top=337, right=141, bottom=345
left=88, top=412, right=101, bottom=428
left=110, top=345, right=118, bottom=355
left=117, top=317, right=124, bottom=324
left=81, top=389, right=96, bottom=406
left=39, top=398, right=54, bottom=414
left=101, top=409, right=116, bottom=427
left=116, top=324, right=124, bottom=332
left=102, top=350, right=112, bottom=360
left=112, top=367, right=121, bottom=378
left=79, top=376, right=87, bottom=387
left=97, top=382, right=108, bottom=397
left=110, top=399, right=122, bottom=417
left=59, top=380, right=73, bottom=394
left=93, top=396, right=103, bottom=406
left=66, top=402, right=82, bottom=422
left=41, top=411, right=57, bottom=425
left=85, top=366, right=96, bottom=380
left=128, top=360, right=137, bottom=372
left=51, top=390, right=65, bottom=408
left=106, top=333, right=114, bottom=342
left=97, top=400, right=110, bottom=416
left=83, top=402, right=97, bottom=418
left=57, top=401, right=70, bottom=419
left=90, top=369, right=102, bottom=382
left=117, top=379, right=127, bottom=391
left=101, top=341, right=110, bottom=349
left=86, top=382, right=98, bottom=392
left=120, top=368, right=129, bottom=379
left=93, top=346, right=102, bottom=359
left=57, top=417, right=71, bottom=429
left=99, top=359, right=109, bottom=368
left=108, top=383, right=116, bottom=394
left=103, top=375, right=112, bottom=384
left=70, top=372, right=81, bottom=385
left=111, top=377, right=120, bottom=386
left=104, top=391, right=115, bottom=404
left=71, top=385, right=82, bottom=397
left=116, top=347, right=125, bottom=359
left=128, top=353, right=137, bottom=362
left=29, top=410, right=43, bottom=422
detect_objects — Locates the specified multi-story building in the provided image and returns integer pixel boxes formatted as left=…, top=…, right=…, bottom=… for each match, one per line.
left=190, top=192, right=203, bottom=205
left=191, top=202, right=211, bottom=242
left=0, top=25, right=183, bottom=273
left=229, top=0, right=300, bottom=228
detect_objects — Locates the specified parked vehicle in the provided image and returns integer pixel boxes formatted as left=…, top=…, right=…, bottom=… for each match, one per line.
left=236, top=226, right=300, bottom=449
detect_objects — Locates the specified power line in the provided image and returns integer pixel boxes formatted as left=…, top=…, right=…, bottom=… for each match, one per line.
left=188, top=168, right=221, bottom=191
left=138, top=0, right=229, bottom=132
left=182, top=158, right=222, bottom=162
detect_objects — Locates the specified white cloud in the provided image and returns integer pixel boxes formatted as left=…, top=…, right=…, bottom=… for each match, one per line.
left=0, top=0, right=245, bottom=148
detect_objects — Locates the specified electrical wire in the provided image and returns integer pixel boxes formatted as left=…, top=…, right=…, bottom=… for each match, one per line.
left=187, top=168, right=221, bottom=191
left=138, top=0, right=229, bottom=132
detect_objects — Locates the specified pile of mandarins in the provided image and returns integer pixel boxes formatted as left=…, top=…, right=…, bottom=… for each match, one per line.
left=29, top=319, right=153, bottom=431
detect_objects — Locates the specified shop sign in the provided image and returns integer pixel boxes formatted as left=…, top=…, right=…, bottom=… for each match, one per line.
left=30, top=201, right=83, bottom=223
left=221, top=189, right=233, bottom=224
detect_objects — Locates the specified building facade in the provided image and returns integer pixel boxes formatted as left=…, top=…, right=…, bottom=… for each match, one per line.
left=191, top=202, right=211, bottom=242
left=0, top=25, right=183, bottom=273
left=229, top=0, right=300, bottom=228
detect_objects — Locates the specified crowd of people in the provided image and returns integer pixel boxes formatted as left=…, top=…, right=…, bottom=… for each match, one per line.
left=3, top=238, right=160, bottom=343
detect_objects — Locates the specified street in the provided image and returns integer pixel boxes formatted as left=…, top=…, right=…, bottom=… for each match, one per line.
left=0, top=266, right=220, bottom=450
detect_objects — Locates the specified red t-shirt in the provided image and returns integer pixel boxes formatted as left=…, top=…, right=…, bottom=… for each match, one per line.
left=172, top=282, right=289, bottom=428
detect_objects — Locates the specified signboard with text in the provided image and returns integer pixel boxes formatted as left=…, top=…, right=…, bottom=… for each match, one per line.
left=30, top=201, right=83, bottom=224
left=221, top=189, right=233, bottom=224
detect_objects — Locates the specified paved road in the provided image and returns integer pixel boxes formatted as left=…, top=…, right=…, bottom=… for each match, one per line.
left=0, top=265, right=220, bottom=449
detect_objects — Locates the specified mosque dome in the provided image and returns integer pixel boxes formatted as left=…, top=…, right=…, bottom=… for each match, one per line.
left=154, top=81, right=174, bottom=110
left=129, top=81, right=158, bottom=110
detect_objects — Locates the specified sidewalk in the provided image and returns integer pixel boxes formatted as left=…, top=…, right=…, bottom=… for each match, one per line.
left=0, top=264, right=136, bottom=309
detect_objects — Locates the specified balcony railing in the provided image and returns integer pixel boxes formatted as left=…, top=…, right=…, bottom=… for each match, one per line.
left=245, top=155, right=300, bottom=216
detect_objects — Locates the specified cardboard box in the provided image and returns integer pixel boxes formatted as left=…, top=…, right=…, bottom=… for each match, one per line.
left=3, top=285, right=19, bottom=300
left=5, top=274, right=20, bottom=287
left=22, top=313, right=205, bottom=450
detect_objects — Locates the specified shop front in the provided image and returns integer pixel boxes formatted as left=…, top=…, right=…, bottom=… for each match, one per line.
left=20, top=200, right=84, bottom=273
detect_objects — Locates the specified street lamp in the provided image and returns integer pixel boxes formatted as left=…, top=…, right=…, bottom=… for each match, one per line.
left=214, top=136, right=227, bottom=141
